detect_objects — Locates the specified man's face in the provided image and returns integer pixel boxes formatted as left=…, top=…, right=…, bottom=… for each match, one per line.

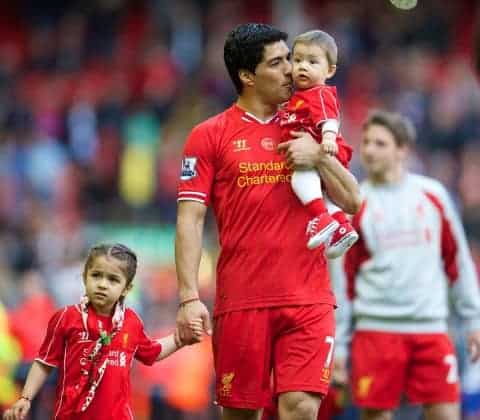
left=252, top=40, right=292, bottom=105
left=360, top=124, right=406, bottom=179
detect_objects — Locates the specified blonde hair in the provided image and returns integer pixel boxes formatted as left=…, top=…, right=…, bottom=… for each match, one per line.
left=293, top=30, right=338, bottom=66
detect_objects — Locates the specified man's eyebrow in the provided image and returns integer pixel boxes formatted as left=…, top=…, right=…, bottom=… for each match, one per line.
left=267, top=53, right=289, bottom=63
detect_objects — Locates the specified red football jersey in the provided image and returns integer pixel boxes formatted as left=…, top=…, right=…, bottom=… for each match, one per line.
left=178, top=104, right=335, bottom=315
left=279, top=86, right=353, bottom=167
left=35, top=305, right=162, bottom=420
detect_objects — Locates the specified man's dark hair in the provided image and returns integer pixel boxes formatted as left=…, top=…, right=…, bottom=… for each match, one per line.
left=363, top=109, right=416, bottom=147
left=224, top=23, right=288, bottom=94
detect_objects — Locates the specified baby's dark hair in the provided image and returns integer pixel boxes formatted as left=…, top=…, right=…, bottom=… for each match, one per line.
left=83, top=243, right=138, bottom=285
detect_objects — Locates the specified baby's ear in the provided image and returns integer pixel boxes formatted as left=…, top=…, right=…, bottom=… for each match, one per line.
left=328, top=65, right=337, bottom=78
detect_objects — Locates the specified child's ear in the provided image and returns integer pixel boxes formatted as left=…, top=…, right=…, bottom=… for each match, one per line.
left=121, top=283, right=133, bottom=298
left=328, top=65, right=337, bottom=79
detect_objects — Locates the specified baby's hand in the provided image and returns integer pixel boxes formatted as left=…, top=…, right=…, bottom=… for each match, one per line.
left=321, top=139, right=338, bottom=156
left=3, top=398, right=31, bottom=420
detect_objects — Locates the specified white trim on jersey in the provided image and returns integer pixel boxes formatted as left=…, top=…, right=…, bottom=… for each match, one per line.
left=244, top=112, right=277, bottom=124
left=34, top=358, right=58, bottom=368
left=177, top=197, right=206, bottom=204
left=54, top=343, right=68, bottom=420
left=42, top=307, right=67, bottom=363
left=178, top=191, right=207, bottom=197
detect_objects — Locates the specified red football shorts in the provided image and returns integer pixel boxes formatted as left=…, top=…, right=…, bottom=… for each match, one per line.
left=212, top=304, right=335, bottom=409
left=351, top=331, right=460, bottom=409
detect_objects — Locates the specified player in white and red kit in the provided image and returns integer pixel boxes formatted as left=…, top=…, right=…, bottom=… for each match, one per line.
left=333, top=110, right=480, bottom=420
left=3, top=243, right=203, bottom=420
left=175, top=24, right=361, bottom=420
left=279, top=30, right=358, bottom=256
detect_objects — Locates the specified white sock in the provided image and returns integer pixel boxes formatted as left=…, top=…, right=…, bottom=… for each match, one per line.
left=325, top=195, right=341, bottom=214
left=291, top=170, right=323, bottom=205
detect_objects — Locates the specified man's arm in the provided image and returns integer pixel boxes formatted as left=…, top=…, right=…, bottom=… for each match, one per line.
left=175, top=201, right=212, bottom=343
left=278, top=131, right=361, bottom=214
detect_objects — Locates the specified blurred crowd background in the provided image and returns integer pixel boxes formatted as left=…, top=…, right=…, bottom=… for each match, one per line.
left=0, top=0, right=479, bottom=419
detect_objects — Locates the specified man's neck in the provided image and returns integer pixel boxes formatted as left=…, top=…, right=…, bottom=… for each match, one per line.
left=236, top=95, right=278, bottom=122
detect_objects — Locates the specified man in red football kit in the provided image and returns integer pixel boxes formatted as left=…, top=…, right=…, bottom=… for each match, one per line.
left=175, top=23, right=361, bottom=420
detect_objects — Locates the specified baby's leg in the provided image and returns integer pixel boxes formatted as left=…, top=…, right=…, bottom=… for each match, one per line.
left=291, top=170, right=338, bottom=250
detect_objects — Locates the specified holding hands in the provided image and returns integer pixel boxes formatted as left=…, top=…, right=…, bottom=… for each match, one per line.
left=3, top=398, right=30, bottom=420
left=174, top=317, right=206, bottom=348
left=176, top=298, right=212, bottom=345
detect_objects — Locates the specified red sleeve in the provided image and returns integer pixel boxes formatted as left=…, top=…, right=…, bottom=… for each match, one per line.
left=335, top=136, right=353, bottom=168
left=177, top=124, right=216, bottom=206
left=36, top=307, right=68, bottom=367
left=344, top=201, right=370, bottom=300
left=424, top=192, right=459, bottom=285
left=133, top=321, right=162, bottom=366
left=307, top=86, right=340, bottom=126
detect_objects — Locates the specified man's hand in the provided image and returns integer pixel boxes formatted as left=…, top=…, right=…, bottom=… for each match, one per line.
left=468, top=330, right=480, bottom=362
left=332, top=357, right=349, bottom=387
left=176, top=299, right=212, bottom=345
left=174, top=318, right=205, bottom=347
left=278, top=130, right=325, bottom=169
left=3, top=398, right=31, bottom=420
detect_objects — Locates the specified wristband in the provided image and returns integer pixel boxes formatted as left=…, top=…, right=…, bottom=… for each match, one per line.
left=178, top=297, right=200, bottom=307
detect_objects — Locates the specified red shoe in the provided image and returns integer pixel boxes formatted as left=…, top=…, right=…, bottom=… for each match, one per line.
left=306, top=214, right=339, bottom=250
left=325, top=222, right=359, bottom=258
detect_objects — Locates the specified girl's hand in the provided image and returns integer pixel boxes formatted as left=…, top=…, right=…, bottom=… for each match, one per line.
left=3, top=398, right=31, bottom=420
left=189, top=318, right=204, bottom=342
left=175, top=318, right=204, bottom=347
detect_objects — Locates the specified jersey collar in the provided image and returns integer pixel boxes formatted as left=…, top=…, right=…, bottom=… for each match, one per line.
left=232, top=104, right=278, bottom=125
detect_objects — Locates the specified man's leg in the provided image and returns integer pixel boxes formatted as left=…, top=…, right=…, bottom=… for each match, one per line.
left=278, top=391, right=321, bottom=420
left=222, top=407, right=263, bottom=420
left=360, top=409, right=394, bottom=420
left=423, top=402, right=460, bottom=420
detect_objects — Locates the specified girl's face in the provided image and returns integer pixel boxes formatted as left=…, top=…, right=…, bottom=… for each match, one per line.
left=83, top=255, right=132, bottom=315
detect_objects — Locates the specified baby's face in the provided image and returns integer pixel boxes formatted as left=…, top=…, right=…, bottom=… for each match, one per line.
left=292, top=42, right=335, bottom=90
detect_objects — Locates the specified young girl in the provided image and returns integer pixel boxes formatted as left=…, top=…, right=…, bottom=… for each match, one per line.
left=3, top=243, right=203, bottom=420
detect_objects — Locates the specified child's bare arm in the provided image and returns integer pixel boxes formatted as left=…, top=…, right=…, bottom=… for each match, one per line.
left=3, top=361, right=53, bottom=420
left=156, top=319, right=204, bottom=361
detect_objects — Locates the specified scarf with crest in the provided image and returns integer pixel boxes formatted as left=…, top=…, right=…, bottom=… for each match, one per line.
left=74, top=295, right=125, bottom=413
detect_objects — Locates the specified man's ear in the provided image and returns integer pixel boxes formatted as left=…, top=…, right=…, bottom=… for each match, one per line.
left=239, top=69, right=255, bottom=88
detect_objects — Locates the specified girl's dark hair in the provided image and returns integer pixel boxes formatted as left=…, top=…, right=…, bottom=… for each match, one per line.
left=363, top=109, right=416, bottom=147
left=224, top=23, right=288, bottom=94
left=83, top=243, right=137, bottom=285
